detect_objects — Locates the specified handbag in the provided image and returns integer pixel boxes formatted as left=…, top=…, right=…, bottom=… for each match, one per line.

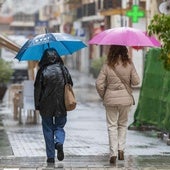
left=113, top=69, right=135, bottom=105
left=61, top=66, right=76, bottom=111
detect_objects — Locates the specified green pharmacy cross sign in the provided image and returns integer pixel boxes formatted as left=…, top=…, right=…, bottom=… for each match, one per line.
left=126, top=5, right=145, bottom=23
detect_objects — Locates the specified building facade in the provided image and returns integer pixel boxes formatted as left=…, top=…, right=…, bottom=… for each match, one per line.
left=0, top=0, right=162, bottom=76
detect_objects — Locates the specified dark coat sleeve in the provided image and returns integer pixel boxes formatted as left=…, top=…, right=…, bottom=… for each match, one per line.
left=34, top=68, right=43, bottom=110
left=63, top=66, right=73, bottom=86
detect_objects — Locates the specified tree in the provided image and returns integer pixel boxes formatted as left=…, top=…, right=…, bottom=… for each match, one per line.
left=148, top=14, right=170, bottom=70
left=0, top=58, right=14, bottom=101
left=0, top=58, right=13, bottom=85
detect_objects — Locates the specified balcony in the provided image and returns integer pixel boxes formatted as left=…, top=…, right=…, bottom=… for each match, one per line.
left=103, top=0, right=121, bottom=10
left=76, top=2, right=96, bottom=18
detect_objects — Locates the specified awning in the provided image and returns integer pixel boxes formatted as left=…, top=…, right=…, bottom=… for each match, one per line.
left=0, top=34, right=20, bottom=52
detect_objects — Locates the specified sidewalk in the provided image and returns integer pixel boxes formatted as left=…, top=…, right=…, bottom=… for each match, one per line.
left=0, top=70, right=170, bottom=169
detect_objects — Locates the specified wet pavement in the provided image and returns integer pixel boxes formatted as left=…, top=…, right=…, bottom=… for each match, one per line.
left=0, top=70, right=170, bottom=169
left=1, top=155, right=170, bottom=169
left=0, top=114, right=12, bottom=157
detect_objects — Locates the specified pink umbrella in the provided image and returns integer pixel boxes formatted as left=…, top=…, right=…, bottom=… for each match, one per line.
left=88, top=27, right=161, bottom=48
left=132, top=32, right=161, bottom=50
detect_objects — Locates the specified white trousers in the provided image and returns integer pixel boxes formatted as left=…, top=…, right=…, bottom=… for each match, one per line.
left=105, top=105, right=130, bottom=157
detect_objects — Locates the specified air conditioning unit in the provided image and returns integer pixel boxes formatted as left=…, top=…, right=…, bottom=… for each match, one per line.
left=159, top=1, right=170, bottom=15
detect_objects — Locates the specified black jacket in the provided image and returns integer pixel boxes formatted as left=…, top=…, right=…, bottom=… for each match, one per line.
left=34, top=57, right=73, bottom=117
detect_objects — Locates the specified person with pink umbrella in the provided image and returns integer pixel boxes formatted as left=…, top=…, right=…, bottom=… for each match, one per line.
left=95, top=45, right=140, bottom=165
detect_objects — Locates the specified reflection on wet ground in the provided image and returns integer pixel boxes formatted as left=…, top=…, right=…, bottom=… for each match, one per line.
left=0, top=155, right=170, bottom=169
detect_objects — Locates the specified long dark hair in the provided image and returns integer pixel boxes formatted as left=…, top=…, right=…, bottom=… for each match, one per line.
left=107, top=45, right=131, bottom=68
left=39, top=48, right=64, bottom=67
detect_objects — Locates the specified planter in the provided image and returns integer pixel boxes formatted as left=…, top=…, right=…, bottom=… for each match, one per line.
left=90, top=56, right=106, bottom=78
left=90, top=67, right=100, bottom=78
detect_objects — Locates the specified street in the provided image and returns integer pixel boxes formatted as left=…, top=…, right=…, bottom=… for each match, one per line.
left=0, top=69, right=170, bottom=169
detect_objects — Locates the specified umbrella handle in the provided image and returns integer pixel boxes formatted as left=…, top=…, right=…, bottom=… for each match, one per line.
left=45, top=28, right=50, bottom=48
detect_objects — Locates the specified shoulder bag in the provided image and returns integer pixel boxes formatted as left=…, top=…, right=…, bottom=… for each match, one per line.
left=61, top=66, right=76, bottom=111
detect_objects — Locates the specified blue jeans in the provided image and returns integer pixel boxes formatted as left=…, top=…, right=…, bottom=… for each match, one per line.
left=41, top=115, right=67, bottom=158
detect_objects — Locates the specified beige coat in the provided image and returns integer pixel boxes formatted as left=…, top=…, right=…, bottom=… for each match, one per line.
left=96, top=62, right=140, bottom=106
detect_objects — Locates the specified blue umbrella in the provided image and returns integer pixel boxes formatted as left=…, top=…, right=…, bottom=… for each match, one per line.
left=15, top=33, right=87, bottom=61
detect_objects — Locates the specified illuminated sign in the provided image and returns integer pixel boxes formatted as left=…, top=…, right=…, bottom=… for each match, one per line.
left=126, top=5, right=145, bottom=23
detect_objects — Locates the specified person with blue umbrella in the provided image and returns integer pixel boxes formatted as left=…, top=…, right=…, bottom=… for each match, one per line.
left=34, top=48, right=73, bottom=165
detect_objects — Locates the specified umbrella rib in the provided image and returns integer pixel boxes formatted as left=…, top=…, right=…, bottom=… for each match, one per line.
left=60, top=41, right=73, bottom=55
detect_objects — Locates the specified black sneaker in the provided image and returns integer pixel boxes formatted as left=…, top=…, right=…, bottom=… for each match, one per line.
left=47, top=158, right=55, bottom=164
left=55, top=143, right=64, bottom=161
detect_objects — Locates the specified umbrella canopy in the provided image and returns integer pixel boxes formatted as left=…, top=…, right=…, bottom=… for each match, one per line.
left=132, top=32, right=161, bottom=50
left=88, top=27, right=161, bottom=48
left=15, top=33, right=87, bottom=61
